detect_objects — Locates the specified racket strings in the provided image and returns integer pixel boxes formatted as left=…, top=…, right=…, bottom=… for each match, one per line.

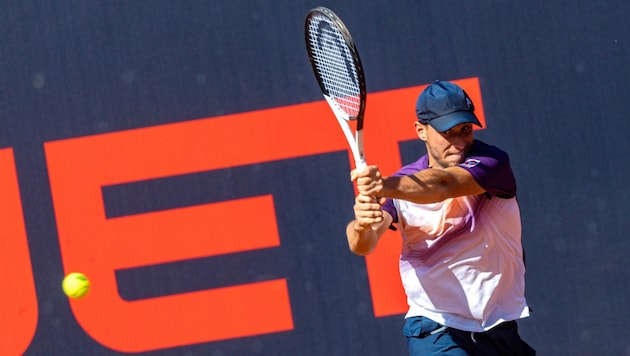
left=306, top=15, right=361, bottom=118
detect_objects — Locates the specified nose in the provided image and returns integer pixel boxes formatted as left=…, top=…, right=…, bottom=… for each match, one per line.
left=450, top=134, right=467, bottom=150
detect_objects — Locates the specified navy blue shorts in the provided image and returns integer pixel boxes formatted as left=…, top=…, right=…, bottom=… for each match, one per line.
left=403, top=316, right=535, bottom=355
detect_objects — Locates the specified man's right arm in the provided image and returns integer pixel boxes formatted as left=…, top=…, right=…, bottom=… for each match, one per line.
left=346, top=194, right=393, bottom=255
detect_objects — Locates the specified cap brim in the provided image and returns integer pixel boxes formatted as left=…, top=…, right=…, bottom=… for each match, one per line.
left=428, top=111, right=482, bottom=132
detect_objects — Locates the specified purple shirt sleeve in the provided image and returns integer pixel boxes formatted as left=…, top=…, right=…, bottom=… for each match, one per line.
left=459, top=140, right=516, bottom=199
left=381, top=140, right=516, bottom=224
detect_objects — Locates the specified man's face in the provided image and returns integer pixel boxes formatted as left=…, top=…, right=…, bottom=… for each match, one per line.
left=415, top=122, right=475, bottom=169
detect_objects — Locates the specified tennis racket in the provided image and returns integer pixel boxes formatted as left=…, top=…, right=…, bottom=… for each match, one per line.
left=305, top=7, right=367, bottom=170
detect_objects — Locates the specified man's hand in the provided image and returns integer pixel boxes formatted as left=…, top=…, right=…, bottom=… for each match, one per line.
left=351, top=165, right=385, bottom=197
left=352, top=194, right=385, bottom=230
left=347, top=193, right=389, bottom=255
left=347, top=166, right=389, bottom=255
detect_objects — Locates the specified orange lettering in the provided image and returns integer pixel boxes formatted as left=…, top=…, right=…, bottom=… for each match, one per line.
left=0, top=148, right=38, bottom=355
left=44, top=77, right=484, bottom=353
left=44, top=101, right=351, bottom=352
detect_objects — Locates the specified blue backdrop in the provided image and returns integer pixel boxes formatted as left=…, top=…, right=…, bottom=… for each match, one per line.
left=1, top=1, right=628, bottom=355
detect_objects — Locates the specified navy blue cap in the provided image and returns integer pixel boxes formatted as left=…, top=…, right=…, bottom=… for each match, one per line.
left=416, top=81, right=482, bottom=132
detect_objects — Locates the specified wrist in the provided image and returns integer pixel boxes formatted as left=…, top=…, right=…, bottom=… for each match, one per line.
left=353, top=221, right=368, bottom=232
left=380, top=176, right=390, bottom=198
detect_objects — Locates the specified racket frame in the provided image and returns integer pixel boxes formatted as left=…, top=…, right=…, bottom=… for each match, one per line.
left=305, top=7, right=367, bottom=170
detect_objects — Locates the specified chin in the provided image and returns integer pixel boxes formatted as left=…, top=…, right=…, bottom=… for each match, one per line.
left=446, top=156, right=464, bottom=166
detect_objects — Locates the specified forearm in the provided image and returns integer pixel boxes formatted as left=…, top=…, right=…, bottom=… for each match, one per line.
left=346, top=220, right=379, bottom=255
left=380, top=166, right=485, bottom=204
left=382, top=169, right=451, bottom=204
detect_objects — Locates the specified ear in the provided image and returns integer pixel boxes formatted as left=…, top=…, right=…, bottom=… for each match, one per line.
left=415, top=122, right=428, bottom=142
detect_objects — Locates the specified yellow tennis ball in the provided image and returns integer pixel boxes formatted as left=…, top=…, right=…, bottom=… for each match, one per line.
left=62, top=272, right=90, bottom=299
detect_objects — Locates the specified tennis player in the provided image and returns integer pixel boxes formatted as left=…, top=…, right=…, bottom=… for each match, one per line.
left=346, top=81, right=535, bottom=355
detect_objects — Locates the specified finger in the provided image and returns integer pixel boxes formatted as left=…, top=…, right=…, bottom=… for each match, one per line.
left=356, top=210, right=383, bottom=220
left=358, top=180, right=381, bottom=192
left=368, top=165, right=381, bottom=178
left=355, top=203, right=382, bottom=213
left=354, top=200, right=383, bottom=215
left=357, top=184, right=381, bottom=197
left=356, top=193, right=381, bottom=203
left=356, top=215, right=383, bottom=225
left=350, top=166, right=371, bottom=181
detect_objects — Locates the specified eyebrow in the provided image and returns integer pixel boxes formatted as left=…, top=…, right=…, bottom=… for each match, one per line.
left=444, top=124, right=472, bottom=135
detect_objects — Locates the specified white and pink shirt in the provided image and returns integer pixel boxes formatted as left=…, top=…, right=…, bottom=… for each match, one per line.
left=382, top=140, right=531, bottom=332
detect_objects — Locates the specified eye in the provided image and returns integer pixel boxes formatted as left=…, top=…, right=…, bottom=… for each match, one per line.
left=461, top=125, right=473, bottom=133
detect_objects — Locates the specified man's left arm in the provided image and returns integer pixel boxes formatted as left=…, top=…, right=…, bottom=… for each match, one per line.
left=354, top=165, right=485, bottom=204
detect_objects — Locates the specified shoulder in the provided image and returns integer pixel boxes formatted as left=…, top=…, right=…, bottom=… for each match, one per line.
left=461, top=140, right=512, bottom=169
left=392, top=155, right=429, bottom=177
left=468, top=140, right=510, bottom=161
left=461, top=140, right=517, bottom=198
